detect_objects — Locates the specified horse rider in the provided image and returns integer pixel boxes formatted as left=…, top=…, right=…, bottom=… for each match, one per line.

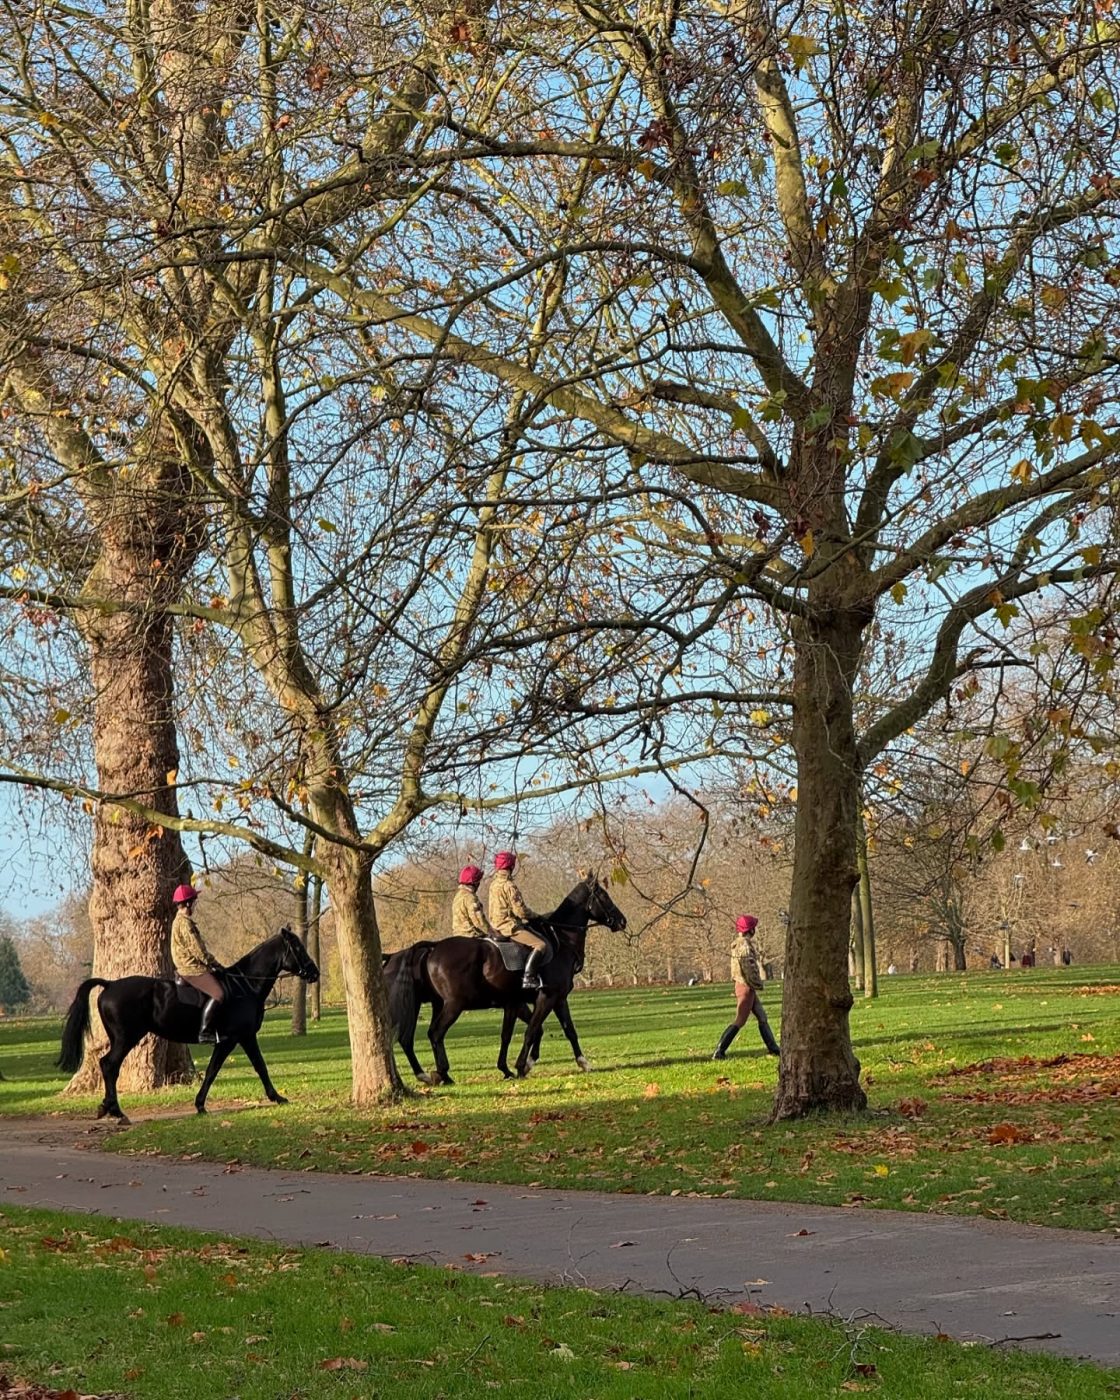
left=487, top=850, right=549, bottom=990
left=451, top=865, right=497, bottom=938
left=712, top=914, right=781, bottom=1060
left=170, top=883, right=225, bottom=1043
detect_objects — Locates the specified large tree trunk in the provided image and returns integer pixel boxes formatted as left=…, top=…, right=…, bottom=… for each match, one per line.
left=772, top=612, right=867, bottom=1120
left=67, top=548, right=195, bottom=1093
left=319, top=842, right=404, bottom=1104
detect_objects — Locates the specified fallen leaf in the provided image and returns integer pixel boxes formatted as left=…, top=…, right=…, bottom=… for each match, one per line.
left=610, top=1240, right=636, bottom=1248
left=318, top=1357, right=368, bottom=1372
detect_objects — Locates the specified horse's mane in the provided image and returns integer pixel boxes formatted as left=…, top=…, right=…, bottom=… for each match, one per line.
left=531, top=880, right=592, bottom=942
left=227, top=930, right=289, bottom=974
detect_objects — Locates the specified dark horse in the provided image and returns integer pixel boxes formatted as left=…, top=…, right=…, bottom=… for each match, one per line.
left=58, top=928, right=319, bottom=1122
left=385, top=874, right=626, bottom=1084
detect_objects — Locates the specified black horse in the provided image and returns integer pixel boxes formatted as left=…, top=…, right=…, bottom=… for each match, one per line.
left=58, top=928, right=319, bottom=1122
left=385, top=874, right=626, bottom=1084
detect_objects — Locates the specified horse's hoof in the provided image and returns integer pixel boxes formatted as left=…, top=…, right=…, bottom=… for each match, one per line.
left=577, top=1056, right=592, bottom=1072
left=271, top=1094, right=289, bottom=1105
left=500, top=1069, right=514, bottom=1080
left=95, top=1104, right=109, bottom=1120
left=116, top=1114, right=130, bottom=1125
left=195, top=1104, right=207, bottom=1115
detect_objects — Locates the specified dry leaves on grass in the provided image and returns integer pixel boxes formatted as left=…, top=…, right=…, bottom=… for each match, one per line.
left=937, top=1051, right=1120, bottom=1080
left=0, top=1381, right=123, bottom=1400
left=936, top=1052, right=1120, bottom=1107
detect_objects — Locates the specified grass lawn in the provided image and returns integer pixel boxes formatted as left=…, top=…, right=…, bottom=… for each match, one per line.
left=2, top=1206, right=1118, bottom=1399
left=2, top=968, right=1118, bottom=1232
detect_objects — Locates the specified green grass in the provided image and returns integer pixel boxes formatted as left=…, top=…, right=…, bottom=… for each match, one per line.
left=3, top=968, right=1119, bottom=1232
left=2, top=1206, right=1117, bottom=1399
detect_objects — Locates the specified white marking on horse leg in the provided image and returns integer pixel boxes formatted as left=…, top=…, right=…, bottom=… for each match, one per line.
left=577, top=1055, right=592, bottom=1072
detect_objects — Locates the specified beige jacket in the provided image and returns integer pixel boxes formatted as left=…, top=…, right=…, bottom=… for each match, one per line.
left=488, top=870, right=534, bottom=939
left=730, top=936, right=763, bottom=992
left=452, top=885, right=492, bottom=938
left=171, top=908, right=213, bottom=977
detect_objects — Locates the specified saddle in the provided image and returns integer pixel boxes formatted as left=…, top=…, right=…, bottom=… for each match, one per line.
left=482, top=934, right=554, bottom=974
left=172, top=971, right=227, bottom=1007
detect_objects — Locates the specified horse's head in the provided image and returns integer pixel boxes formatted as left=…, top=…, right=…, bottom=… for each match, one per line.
left=279, top=926, right=320, bottom=983
left=582, top=871, right=627, bottom=932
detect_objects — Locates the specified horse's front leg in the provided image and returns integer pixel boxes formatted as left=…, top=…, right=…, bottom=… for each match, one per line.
left=238, top=1030, right=287, bottom=1105
left=515, top=995, right=554, bottom=1078
left=195, top=1039, right=236, bottom=1114
left=497, top=1005, right=521, bottom=1078
left=554, top=997, right=591, bottom=1071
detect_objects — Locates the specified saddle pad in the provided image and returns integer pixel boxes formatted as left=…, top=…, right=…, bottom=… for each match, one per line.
left=483, top=938, right=530, bottom=973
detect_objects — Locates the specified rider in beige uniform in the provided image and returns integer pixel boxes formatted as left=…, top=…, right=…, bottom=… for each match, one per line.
left=488, top=851, right=548, bottom=989
left=170, top=883, right=224, bottom=1043
left=451, top=865, right=494, bottom=937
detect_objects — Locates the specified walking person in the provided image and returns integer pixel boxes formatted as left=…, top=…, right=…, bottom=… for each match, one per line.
left=488, top=851, right=549, bottom=990
left=712, top=914, right=780, bottom=1060
left=170, top=884, right=225, bottom=1043
left=452, top=865, right=496, bottom=938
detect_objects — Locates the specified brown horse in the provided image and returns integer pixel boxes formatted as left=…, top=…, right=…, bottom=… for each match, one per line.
left=385, top=874, right=626, bottom=1084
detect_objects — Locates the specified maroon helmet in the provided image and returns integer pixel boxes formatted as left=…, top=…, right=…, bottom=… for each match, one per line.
left=459, top=865, right=484, bottom=886
left=494, top=851, right=517, bottom=871
left=736, top=914, right=758, bottom=934
left=172, top=884, right=199, bottom=905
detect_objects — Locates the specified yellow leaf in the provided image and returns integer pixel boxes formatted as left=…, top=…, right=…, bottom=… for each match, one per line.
left=227, top=754, right=239, bottom=768
left=166, top=768, right=178, bottom=786
left=51, top=707, right=71, bottom=724
left=799, top=529, right=815, bottom=557
left=897, top=328, right=933, bottom=365
left=889, top=581, right=907, bottom=604
left=873, top=1164, right=890, bottom=1177
left=749, top=709, right=771, bottom=725
left=1080, top=545, right=1102, bottom=567
left=1009, top=459, right=1032, bottom=484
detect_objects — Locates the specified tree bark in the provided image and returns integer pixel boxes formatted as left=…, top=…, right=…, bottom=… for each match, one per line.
left=856, top=811, right=878, bottom=999
left=308, top=875, right=322, bottom=1021
left=318, top=841, right=404, bottom=1104
left=772, top=611, right=867, bottom=1119
left=290, top=873, right=309, bottom=1037
left=66, top=532, right=195, bottom=1093
left=851, top=891, right=865, bottom=991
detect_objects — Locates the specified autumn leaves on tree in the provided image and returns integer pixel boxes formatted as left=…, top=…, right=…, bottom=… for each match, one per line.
left=2, top=0, right=1120, bottom=1113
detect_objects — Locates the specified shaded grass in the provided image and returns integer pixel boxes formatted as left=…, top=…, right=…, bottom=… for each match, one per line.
left=2, top=1206, right=1118, bottom=1399
left=2, top=968, right=1118, bottom=1231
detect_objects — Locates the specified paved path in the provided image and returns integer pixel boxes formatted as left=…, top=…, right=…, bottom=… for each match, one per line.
left=2, top=1119, right=1117, bottom=1367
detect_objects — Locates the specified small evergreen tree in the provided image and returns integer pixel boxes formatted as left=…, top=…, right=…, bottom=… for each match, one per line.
left=0, top=936, right=31, bottom=1013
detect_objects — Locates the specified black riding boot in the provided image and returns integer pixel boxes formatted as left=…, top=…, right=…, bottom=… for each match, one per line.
left=711, top=1023, right=740, bottom=1060
left=755, top=1006, right=781, bottom=1056
left=199, top=998, right=222, bottom=1044
left=522, top=948, right=543, bottom=991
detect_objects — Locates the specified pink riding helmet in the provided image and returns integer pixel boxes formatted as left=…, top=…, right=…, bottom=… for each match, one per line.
left=736, top=914, right=758, bottom=934
left=459, top=865, right=484, bottom=886
left=172, top=884, right=199, bottom=905
left=494, top=851, right=517, bottom=871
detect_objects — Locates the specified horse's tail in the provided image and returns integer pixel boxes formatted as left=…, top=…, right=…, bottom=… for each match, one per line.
left=384, top=943, right=432, bottom=1042
left=58, top=978, right=108, bottom=1072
